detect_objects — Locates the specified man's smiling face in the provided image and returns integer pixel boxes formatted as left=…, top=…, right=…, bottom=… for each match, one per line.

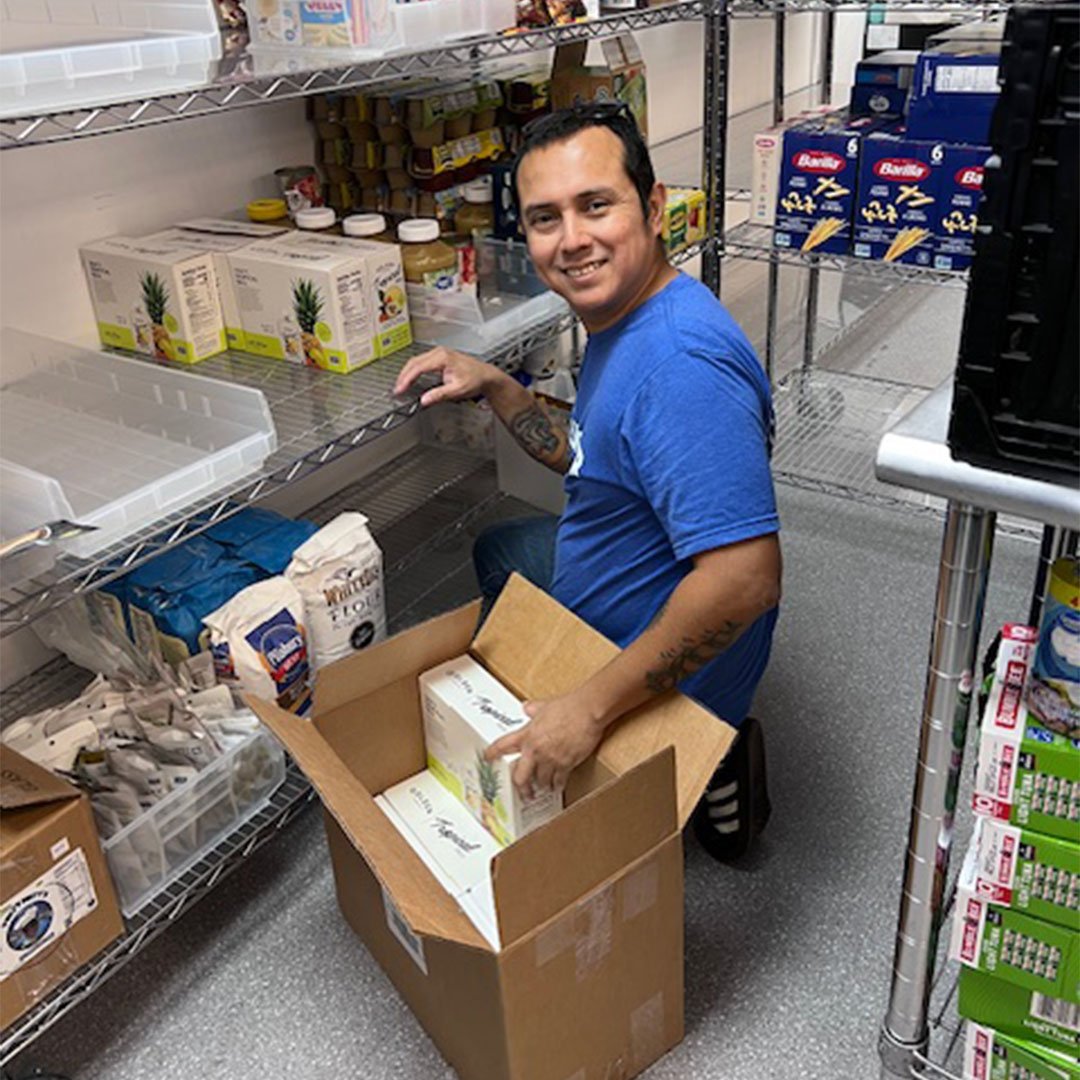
left=517, top=125, right=665, bottom=333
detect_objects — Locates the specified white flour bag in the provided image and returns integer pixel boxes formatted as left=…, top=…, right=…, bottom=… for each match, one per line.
left=203, top=577, right=312, bottom=715
left=285, top=512, right=386, bottom=670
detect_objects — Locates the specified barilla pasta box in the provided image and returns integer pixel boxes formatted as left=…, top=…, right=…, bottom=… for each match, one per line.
left=853, top=133, right=942, bottom=266
left=972, top=625, right=1080, bottom=842
left=950, top=841, right=1079, bottom=1006
left=775, top=114, right=892, bottom=256
left=963, top=1023, right=1080, bottom=1080
left=934, top=143, right=988, bottom=271
left=958, top=967, right=1079, bottom=1058
left=969, top=815, right=1079, bottom=932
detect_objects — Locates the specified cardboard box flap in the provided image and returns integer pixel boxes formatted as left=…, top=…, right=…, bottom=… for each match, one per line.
left=552, top=40, right=588, bottom=74
left=0, top=748, right=79, bottom=810
left=473, top=574, right=736, bottom=830
left=314, top=600, right=480, bottom=715
left=491, top=747, right=677, bottom=946
left=246, top=697, right=483, bottom=947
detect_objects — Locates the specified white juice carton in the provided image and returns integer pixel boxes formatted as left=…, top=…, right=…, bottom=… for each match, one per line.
left=376, top=776, right=501, bottom=950
left=280, top=231, right=412, bottom=360
left=143, top=220, right=289, bottom=351
left=228, top=237, right=408, bottom=373
left=80, top=236, right=227, bottom=364
left=419, top=655, right=563, bottom=848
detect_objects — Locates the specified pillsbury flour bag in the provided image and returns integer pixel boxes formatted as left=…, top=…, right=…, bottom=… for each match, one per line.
left=203, top=577, right=312, bottom=715
left=285, top=512, right=386, bottom=670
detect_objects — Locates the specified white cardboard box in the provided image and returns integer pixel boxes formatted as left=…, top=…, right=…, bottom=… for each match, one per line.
left=420, top=655, right=562, bottom=848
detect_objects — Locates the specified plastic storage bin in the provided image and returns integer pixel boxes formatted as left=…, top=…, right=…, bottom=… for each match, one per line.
left=0, top=329, right=277, bottom=559
left=406, top=286, right=568, bottom=354
left=101, top=727, right=286, bottom=917
left=244, top=0, right=515, bottom=55
left=0, top=0, right=222, bottom=118
left=477, top=237, right=549, bottom=298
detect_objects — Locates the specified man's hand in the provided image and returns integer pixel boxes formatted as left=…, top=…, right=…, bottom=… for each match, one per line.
left=394, top=346, right=498, bottom=407
left=485, top=691, right=608, bottom=798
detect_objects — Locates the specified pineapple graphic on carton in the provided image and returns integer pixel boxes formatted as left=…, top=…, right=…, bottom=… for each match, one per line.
left=291, top=279, right=326, bottom=367
left=140, top=272, right=175, bottom=361
left=475, top=751, right=504, bottom=837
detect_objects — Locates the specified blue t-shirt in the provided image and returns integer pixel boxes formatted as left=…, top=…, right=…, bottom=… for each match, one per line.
left=550, top=273, right=779, bottom=724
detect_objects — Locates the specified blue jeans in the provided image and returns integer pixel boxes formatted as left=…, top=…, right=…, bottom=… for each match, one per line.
left=473, top=515, right=560, bottom=625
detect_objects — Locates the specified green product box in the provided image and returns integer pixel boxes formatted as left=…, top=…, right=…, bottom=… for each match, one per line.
left=951, top=842, right=1080, bottom=1005
left=959, top=967, right=1079, bottom=1057
left=973, top=653, right=1080, bottom=843
left=964, top=1022, right=1080, bottom=1080
left=972, top=816, right=1080, bottom=930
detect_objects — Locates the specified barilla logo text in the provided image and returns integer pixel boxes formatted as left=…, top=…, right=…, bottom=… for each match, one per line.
left=793, top=151, right=845, bottom=175
left=247, top=608, right=308, bottom=692
left=960, top=898, right=984, bottom=962
left=955, top=167, right=984, bottom=190
left=874, top=158, right=931, bottom=182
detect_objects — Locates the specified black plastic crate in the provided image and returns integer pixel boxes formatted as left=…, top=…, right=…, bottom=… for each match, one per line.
left=948, top=3, right=1080, bottom=487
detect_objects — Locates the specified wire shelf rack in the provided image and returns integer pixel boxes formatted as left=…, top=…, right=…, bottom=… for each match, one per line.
left=0, top=1, right=705, bottom=149
left=729, top=0, right=1012, bottom=15
left=723, top=222, right=973, bottom=289
left=0, top=441, right=527, bottom=1064
left=0, top=304, right=572, bottom=636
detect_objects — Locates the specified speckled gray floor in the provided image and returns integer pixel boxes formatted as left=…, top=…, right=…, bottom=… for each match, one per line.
left=8, top=484, right=1040, bottom=1080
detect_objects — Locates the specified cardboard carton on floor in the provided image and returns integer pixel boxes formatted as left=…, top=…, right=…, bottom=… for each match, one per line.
left=248, top=574, right=735, bottom=1080
left=0, top=749, right=124, bottom=1029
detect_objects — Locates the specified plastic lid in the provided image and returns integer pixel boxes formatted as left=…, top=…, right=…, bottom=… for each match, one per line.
left=247, top=198, right=288, bottom=222
left=343, top=213, right=388, bottom=238
left=398, top=218, right=441, bottom=243
left=462, top=178, right=493, bottom=205
left=296, top=207, right=337, bottom=230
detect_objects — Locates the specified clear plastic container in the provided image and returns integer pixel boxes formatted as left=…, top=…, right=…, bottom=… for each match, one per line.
left=0, top=0, right=222, bottom=118
left=243, top=0, right=515, bottom=55
left=0, top=330, right=277, bottom=559
left=100, top=725, right=286, bottom=917
left=343, top=214, right=395, bottom=243
left=398, top=218, right=459, bottom=289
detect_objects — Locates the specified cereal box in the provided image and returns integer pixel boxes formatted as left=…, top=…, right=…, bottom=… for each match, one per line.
left=853, top=133, right=941, bottom=266
left=934, top=143, right=988, bottom=271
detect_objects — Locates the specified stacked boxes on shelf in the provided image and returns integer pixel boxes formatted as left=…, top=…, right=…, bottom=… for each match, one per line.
left=952, top=619, right=1080, bottom=1072
left=769, top=30, right=999, bottom=268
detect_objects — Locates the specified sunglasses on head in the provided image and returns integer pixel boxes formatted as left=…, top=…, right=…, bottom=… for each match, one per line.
left=521, top=100, right=635, bottom=138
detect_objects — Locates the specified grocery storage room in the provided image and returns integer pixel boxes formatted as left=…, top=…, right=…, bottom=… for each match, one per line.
left=0, top=3, right=1077, bottom=1080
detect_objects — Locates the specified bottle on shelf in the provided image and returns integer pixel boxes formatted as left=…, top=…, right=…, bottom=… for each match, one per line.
left=342, top=213, right=396, bottom=244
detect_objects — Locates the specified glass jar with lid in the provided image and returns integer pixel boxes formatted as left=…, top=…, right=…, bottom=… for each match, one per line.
left=398, top=218, right=459, bottom=290
left=455, top=178, right=495, bottom=239
left=343, top=213, right=396, bottom=244
left=246, top=198, right=294, bottom=228
left=295, top=207, right=338, bottom=233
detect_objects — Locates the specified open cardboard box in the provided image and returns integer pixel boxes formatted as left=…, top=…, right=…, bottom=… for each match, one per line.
left=248, top=574, right=735, bottom=1080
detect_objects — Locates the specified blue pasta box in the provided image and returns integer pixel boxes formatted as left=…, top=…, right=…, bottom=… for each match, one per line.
left=933, top=143, right=988, bottom=271
left=775, top=114, right=895, bottom=256
left=853, top=133, right=943, bottom=266
left=850, top=50, right=919, bottom=119
left=906, top=43, right=1001, bottom=145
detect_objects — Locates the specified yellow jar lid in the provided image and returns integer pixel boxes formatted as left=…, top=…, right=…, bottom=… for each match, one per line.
left=247, top=198, right=288, bottom=222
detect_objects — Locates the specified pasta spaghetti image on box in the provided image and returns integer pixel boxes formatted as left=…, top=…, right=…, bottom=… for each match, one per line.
left=853, top=133, right=942, bottom=266
left=774, top=113, right=895, bottom=256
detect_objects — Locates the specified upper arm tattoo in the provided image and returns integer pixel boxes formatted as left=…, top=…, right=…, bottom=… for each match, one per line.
left=644, top=620, right=745, bottom=695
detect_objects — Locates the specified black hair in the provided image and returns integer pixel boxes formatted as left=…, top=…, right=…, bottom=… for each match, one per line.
left=510, top=104, right=657, bottom=223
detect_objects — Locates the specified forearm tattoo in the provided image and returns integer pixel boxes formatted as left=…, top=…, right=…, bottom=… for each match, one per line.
left=644, top=620, right=745, bottom=694
left=509, top=403, right=564, bottom=461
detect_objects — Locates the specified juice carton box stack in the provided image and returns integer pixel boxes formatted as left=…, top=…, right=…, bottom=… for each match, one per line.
left=80, top=237, right=227, bottom=364
left=419, top=655, right=562, bottom=849
left=963, top=1022, right=1080, bottom=1080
